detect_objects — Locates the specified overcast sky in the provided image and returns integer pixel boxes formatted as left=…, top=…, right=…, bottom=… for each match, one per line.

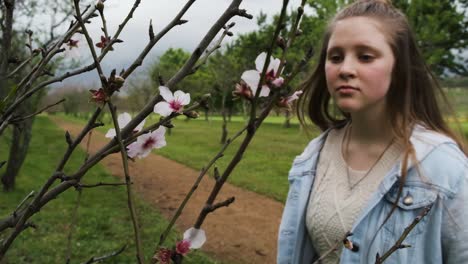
left=56, top=0, right=304, bottom=89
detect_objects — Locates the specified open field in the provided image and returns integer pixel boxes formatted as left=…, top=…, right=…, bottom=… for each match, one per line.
left=58, top=113, right=317, bottom=202
left=0, top=117, right=218, bottom=264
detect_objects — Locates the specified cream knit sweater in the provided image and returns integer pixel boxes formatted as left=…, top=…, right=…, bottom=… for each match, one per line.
left=305, top=125, right=403, bottom=263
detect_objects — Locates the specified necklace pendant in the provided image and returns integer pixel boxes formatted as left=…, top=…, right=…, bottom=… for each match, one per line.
left=403, top=194, right=414, bottom=206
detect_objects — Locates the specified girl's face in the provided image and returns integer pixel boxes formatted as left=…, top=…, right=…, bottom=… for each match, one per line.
left=325, top=16, right=395, bottom=116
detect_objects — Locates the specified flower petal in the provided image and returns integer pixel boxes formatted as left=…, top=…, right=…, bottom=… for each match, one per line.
left=138, top=148, right=152, bottom=158
left=174, top=90, right=191, bottom=105
left=271, top=77, right=284, bottom=88
left=154, top=102, right=173, bottom=117
left=127, top=142, right=141, bottom=158
left=158, top=86, right=174, bottom=102
left=255, top=52, right=267, bottom=72
left=151, top=127, right=167, bottom=149
left=183, top=227, right=206, bottom=249
left=105, top=128, right=116, bottom=138
left=241, top=70, right=260, bottom=94
left=118, top=112, right=132, bottom=128
left=287, top=90, right=303, bottom=103
left=260, top=85, right=271, bottom=97
left=269, top=57, right=281, bottom=75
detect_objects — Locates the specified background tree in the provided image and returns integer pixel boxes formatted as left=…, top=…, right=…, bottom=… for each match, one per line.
left=0, top=0, right=73, bottom=190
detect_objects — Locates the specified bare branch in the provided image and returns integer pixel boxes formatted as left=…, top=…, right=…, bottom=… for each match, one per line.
left=156, top=125, right=247, bottom=249
left=73, top=0, right=107, bottom=87
left=6, top=50, right=40, bottom=79
left=10, top=98, right=65, bottom=123
left=78, top=182, right=128, bottom=188
left=13, top=191, right=35, bottom=217
left=375, top=205, right=433, bottom=263
left=65, top=189, right=82, bottom=264
left=81, top=245, right=127, bottom=264
left=107, top=101, right=144, bottom=263
left=192, top=22, right=236, bottom=72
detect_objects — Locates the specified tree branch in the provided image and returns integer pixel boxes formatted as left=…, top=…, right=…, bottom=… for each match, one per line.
left=10, top=98, right=65, bottom=123
left=375, top=205, right=433, bottom=263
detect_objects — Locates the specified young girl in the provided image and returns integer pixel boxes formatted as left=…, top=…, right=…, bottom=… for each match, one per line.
left=277, top=0, right=468, bottom=263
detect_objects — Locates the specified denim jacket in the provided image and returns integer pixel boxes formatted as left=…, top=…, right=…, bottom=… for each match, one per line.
left=277, top=125, right=468, bottom=264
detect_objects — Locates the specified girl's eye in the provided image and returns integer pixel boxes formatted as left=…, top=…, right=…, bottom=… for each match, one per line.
left=328, top=54, right=342, bottom=63
left=359, top=54, right=374, bottom=62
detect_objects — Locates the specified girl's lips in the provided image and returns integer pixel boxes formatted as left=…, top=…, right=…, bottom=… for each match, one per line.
left=336, top=86, right=359, bottom=95
left=336, top=85, right=358, bottom=91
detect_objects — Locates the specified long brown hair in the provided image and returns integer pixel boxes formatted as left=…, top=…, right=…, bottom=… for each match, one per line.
left=297, top=0, right=467, bottom=255
left=297, top=0, right=466, bottom=154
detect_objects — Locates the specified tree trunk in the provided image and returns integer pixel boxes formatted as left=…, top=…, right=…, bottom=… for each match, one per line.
left=220, top=109, right=228, bottom=144
left=283, top=111, right=291, bottom=128
left=1, top=115, right=33, bottom=191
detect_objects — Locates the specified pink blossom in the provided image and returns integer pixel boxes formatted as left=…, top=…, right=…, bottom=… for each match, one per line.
left=153, top=86, right=190, bottom=117
left=277, top=90, right=303, bottom=108
left=232, top=81, right=253, bottom=99
left=63, top=35, right=83, bottom=58
left=241, top=52, right=284, bottom=97
left=127, top=127, right=166, bottom=159
left=154, top=248, right=172, bottom=264
left=175, top=239, right=191, bottom=255
left=105, top=112, right=145, bottom=138
left=95, top=35, right=113, bottom=50
left=66, top=39, right=79, bottom=49
left=89, top=88, right=107, bottom=103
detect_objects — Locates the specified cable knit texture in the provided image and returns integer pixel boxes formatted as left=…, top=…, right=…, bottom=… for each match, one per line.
left=305, top=125, right=403, bottom=263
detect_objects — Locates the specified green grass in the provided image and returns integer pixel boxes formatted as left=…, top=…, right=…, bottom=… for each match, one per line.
left=56, top=112, right=318, bottom=202
left=55, top=108, right=468, bottom=203
left=0, top=116, right=220, bottom=264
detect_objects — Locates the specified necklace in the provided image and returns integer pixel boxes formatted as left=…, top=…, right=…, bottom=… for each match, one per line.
left=344, top=124, right=394, bottom=190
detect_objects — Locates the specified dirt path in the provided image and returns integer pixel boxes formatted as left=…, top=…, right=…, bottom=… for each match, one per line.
left=50, top=116, right=285, bottom=264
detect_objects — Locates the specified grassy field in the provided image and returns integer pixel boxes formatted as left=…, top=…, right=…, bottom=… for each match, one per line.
left=0, top=117, right=219, bottom=264
left=58, top=113, right=317, bottom=202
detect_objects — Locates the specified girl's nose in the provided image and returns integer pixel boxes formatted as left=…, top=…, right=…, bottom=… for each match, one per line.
left=339, top=58, right=357, bottom=79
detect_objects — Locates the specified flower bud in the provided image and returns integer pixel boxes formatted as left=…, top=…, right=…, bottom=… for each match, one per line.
left=113, top=75, right=125, bottom=87
left=184, top=111, right=199, bottom=119
left=96, top=0, right=104, bottom=12
left=277, top=36, right=286, bottom=50
left=89, top=88, right=107, bottom=103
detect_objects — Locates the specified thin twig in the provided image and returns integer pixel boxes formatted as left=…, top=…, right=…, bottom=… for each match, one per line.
left=65, top=188, right=82, bottom=264
left=0, top=4, right=95, bottom=115
left=375, top=205, right=433, bottom=263
left=6, top=51, right=40, bottom=78
left=250, top=0, right=289, bottom=119
left=192, top=0, right=289, bottom=231
left=107, top=101, right=144, bottom=263
left=192, top=22, right=236, bottom=72
left=276, top=0, right=307, bottom=76
left=1, top=0, right=142, bottom=121
left=73, top=0, right=107, bottom=86
left=84, top=130, right=93, bottom=163
left=12, top=191, right=35, bottom=217
left=10, top=98, right=65, bottom=123
left=156, top=125, right=248, bottom=248
left=81, top=245, right=127, bottom=264
left=78, top=182, right=128, bottom=188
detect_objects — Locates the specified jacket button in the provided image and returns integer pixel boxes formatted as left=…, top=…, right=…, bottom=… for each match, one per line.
left=343, top=238, right=359, bottom=252
left=403, top=194, right=414, bottom=206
